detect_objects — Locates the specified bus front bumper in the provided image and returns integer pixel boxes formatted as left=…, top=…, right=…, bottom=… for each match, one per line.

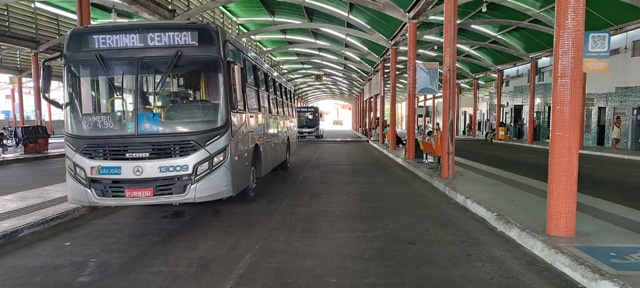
left=67, top=166, right=234, bottom=206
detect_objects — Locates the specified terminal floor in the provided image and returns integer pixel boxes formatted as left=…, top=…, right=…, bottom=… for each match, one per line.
left=0, top=137, right=578, bottom=287
left=455, top=140, right=640, bottom=211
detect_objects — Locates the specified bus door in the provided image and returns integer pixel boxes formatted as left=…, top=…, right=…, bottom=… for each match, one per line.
left=243, top=59, right=261, bottom=149
left=228, top=59, right=250, bottom=193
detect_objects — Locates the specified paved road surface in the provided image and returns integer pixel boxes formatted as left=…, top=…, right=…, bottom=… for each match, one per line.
left=0, top=158, right=65, bottom=196
left=0, top=136, right=577, bottom=287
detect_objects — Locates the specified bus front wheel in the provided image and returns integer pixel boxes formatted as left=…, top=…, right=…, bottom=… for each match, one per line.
left=238, top=163, right=257, bottom=203
left=279, top=144, right=290, bottom=171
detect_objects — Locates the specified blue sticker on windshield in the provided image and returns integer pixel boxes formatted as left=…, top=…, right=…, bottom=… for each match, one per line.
left=138, top=113, right=161, bottom=134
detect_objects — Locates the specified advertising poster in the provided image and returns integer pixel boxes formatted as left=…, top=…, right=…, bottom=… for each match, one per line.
left=417, top=62, right=440, bottom=94
left=583, top=31, right=611, bottom=73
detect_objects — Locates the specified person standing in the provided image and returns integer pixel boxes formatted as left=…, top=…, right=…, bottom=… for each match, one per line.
left=611, top=116, right=622, bottom=151
left=517, top=118, right=524, bottom=140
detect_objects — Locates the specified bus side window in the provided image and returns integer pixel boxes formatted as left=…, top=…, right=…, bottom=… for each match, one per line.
left=244, top=59, right=259, bottom=113
left=258, top=70, right=268, bottom=113
left=271, top=79, right=279, bottom=116
left=229, top=62, right=245, bottom=112
left=284, top=88, right=290, bottom=117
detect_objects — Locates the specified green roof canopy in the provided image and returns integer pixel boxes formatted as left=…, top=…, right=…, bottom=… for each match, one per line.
left=1, top=0, right=640, bottom=103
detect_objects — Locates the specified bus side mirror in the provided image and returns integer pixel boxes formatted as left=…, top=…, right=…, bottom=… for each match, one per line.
left=41, top=64, right=53, bottom=94
left=40, top=53, right=64, bottom=110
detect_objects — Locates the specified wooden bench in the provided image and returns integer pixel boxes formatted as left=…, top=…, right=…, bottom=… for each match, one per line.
left=419, top=133, right=442, bottom=173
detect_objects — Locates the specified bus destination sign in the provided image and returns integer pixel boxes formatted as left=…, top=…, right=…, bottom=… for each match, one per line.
left=89, top=31, right=198, bottom=49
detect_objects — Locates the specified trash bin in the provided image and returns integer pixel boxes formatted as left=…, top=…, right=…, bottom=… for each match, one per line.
left=13, top=125, right=50, bottom=154
left=498, top=127, right=508, bottom=140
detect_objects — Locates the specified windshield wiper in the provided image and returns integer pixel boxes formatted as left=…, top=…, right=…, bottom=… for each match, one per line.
left=94, top=53, right=121, bottom=97
left=154, top=50, right=183, bottom=94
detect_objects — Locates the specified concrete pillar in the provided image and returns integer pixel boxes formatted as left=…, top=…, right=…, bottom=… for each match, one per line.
left=17, top=76, right=24, bottom=126
left=441, top=0, right=458, bottom=179
left=547, top=0, right=586, bottom=238
left=48, top=103, right=53, bottom=134
left=10, top=87, right=16, bottom=127
left=390, top=47, right=398, bottom=150
left=473, top=78, right=478, bottom=138
left=406, top=21, right=418, bottom=159
left=528, top=60, right=537, bottom=144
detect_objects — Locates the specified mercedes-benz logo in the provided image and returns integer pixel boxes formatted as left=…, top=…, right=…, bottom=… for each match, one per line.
left=133, top=166, right=143, bottom=176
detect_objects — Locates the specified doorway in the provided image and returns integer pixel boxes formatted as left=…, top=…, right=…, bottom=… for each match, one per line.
left=631, top=107, right=640, bottom=151
left=513, top=105, right=524, bottom=139
left=596, top=107, right=606, bottom=146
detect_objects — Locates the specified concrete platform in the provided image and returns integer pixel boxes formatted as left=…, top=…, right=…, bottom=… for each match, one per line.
left=364, top=133, right=640, bottom=288
left=0, top=184, right=92, bottom=245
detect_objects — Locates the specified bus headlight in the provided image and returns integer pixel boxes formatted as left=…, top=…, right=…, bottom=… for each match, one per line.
left=66, top=157, right=74, bottom=173
left=66, top=157, right=88, bottom=186
left=194, top=148, right=228, bottom=181
left=75, top=166, right=88, bottom=184
left=195, top=161, right=210, bottom=176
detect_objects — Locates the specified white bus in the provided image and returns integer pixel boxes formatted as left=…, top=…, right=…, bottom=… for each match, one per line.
left=41, top=21, right=297, bottom=205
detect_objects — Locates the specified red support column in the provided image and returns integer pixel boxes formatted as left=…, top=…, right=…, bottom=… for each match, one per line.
left=360, top=91, right=367, bottom=135
left=76, top=0, right=91, bottom=26
left=441, top=0, right=458, bottom=178
left=356, top=95, right=360, bottom=132
left=579, top=73, right=586, bottom=149
left=390, top=47, right=398, bottom=150
left=473, top=78, right=478, bottom=138
left=10, top=87, right=17, bottom=127
left=17, top=76, right=24, bottom=126
left=31, top=52, right=42, bottom=125
left=406, top=21, right=418, bottom=159
left=366, top=98, right=371, bottom=138
left=432, top=95, right=436, bottom=131
left=422, top=96, right=427, bottom=129
left=528, top=60, right=537, bottom=144
left=379, top=61, right=386, bottom=144
left=547, top=0, right=586, bottom=238
left=496, top=70, right=503, bottom=140
left=371, top=95, right=377, bottom=139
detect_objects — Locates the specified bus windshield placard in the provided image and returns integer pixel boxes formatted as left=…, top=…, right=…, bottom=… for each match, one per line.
left=88, top=31, right=198, bottom=50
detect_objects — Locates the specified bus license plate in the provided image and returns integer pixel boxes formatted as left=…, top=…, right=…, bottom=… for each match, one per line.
left=125, top=187, right=154, bottom=198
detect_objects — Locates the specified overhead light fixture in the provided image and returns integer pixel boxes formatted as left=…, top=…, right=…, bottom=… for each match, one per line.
left=33, top=2, right=77, bottom=20
left=482, top=1, right=488, bottom=13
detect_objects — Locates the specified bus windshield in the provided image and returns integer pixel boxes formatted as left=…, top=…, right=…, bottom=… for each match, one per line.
left=64, top=57, right=225, bottom=136
left=297, top=111, right=319, bottom=128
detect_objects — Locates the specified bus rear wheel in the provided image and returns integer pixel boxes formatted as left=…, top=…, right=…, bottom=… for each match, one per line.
left=238, top=164, right=257, bottom=203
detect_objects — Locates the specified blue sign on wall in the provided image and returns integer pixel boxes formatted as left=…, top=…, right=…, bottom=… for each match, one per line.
left=576, top=246, right=640, bottom=271
left=583, top=31, right=611, bottom=73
